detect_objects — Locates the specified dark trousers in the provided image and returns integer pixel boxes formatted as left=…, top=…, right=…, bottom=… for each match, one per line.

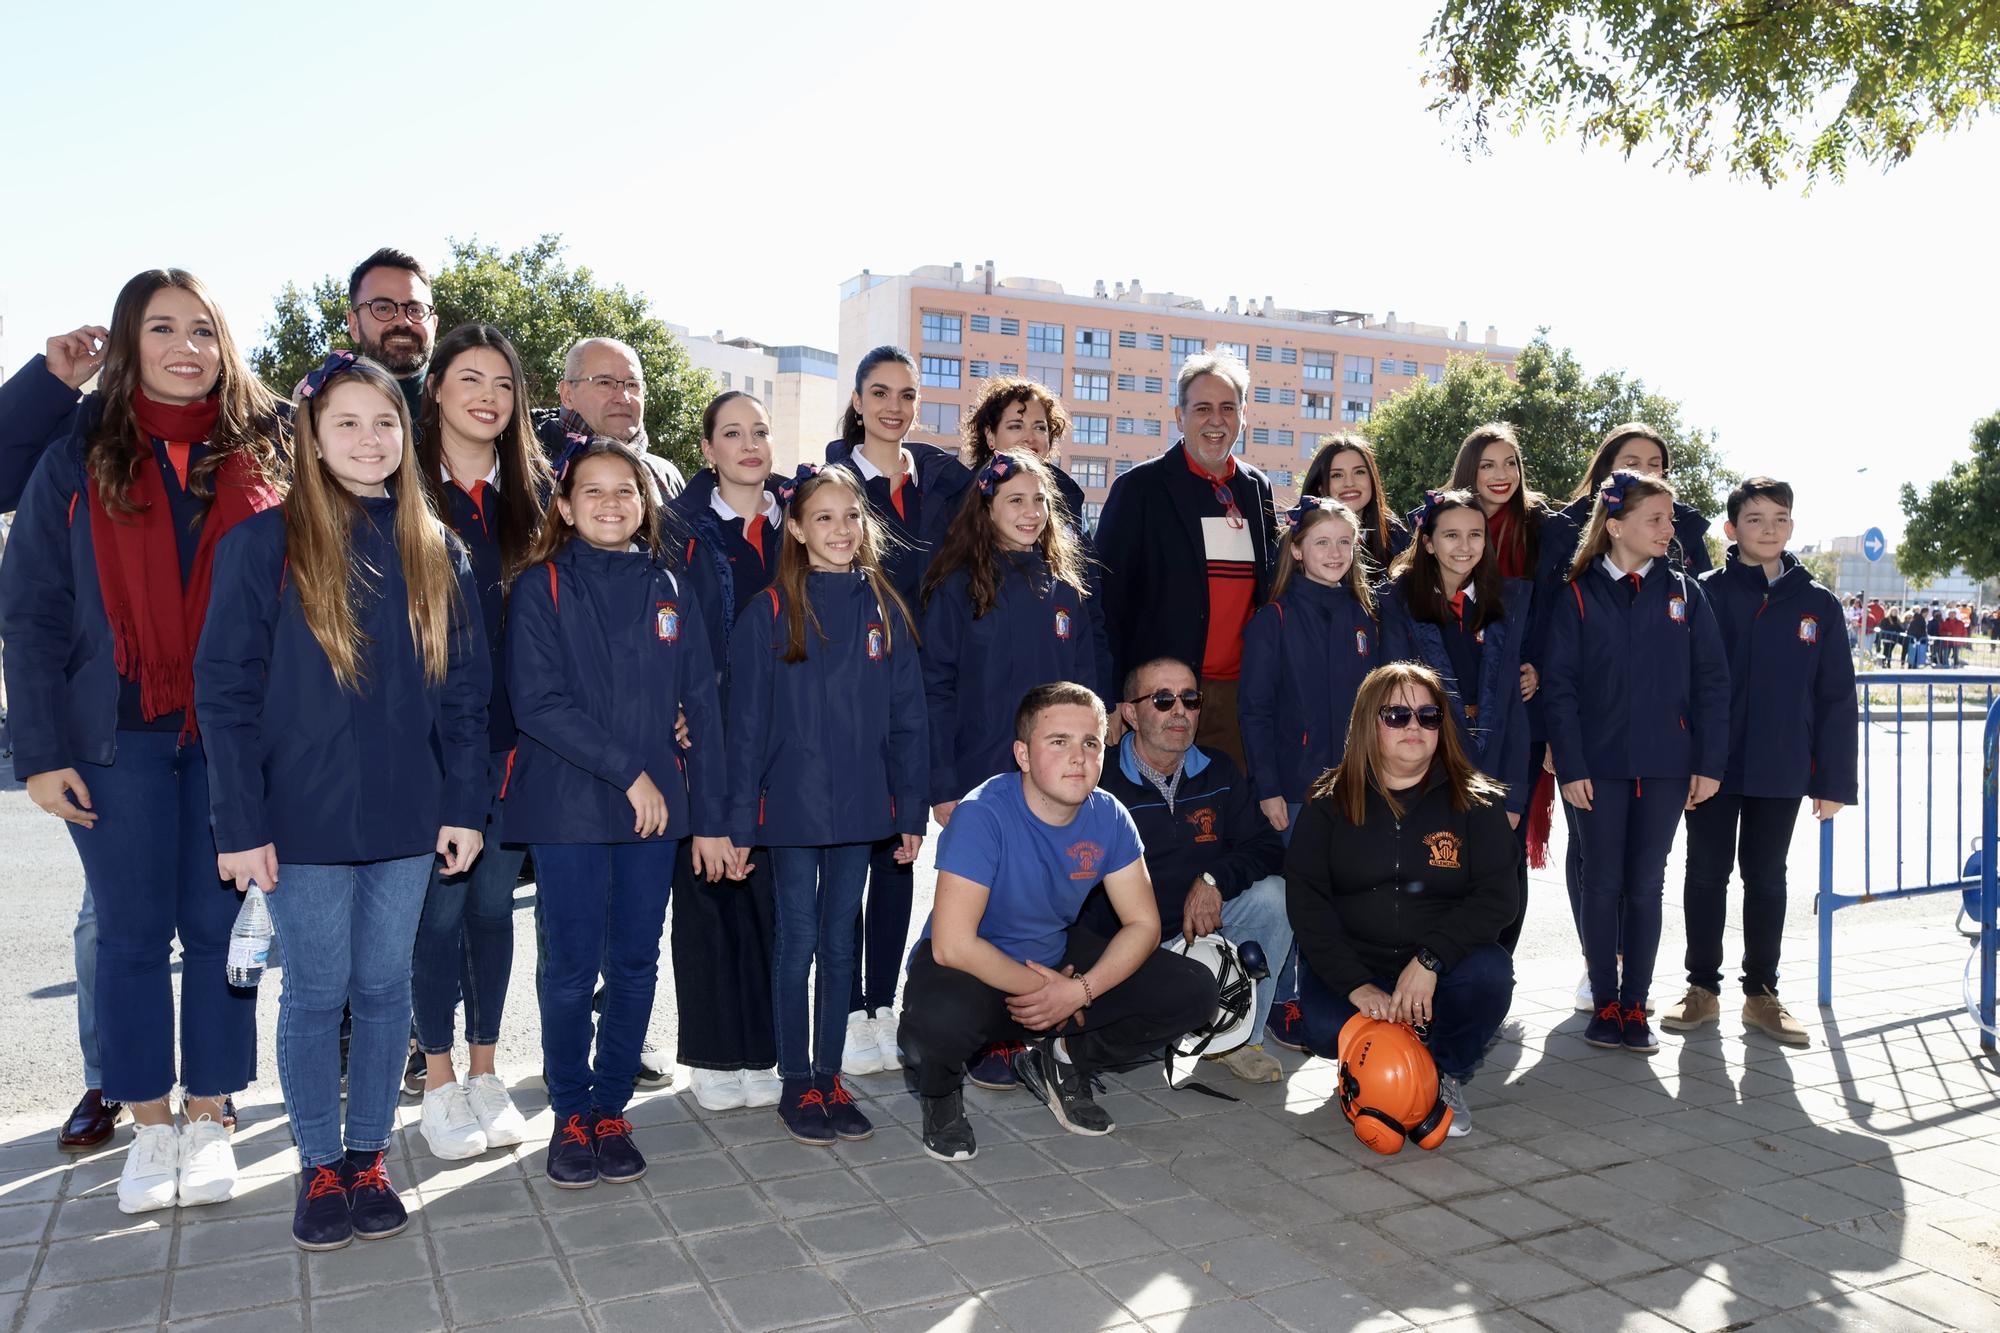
left=1296, top=945, right=1514, bottom=1082
left=1682, top=794, right=1801, bottom=996
left=1574, top=779, right=1685, bottom=1007
left=899, top=930, right=1217, bottom=1098
left=850, top=838, right=913, bottom=1014
left=672, top=840, right=777, bottom=1070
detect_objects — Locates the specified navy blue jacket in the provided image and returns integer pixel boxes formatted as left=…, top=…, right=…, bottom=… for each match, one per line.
left=195, top=498, right=490, bottom=862
left=725, top=571, right=927, bottom=847
left=822, top=438, right=972, bottom=610
left=920, top=551, right=1113, bottom=806
left=1237, top=577, right=1375, bottom=805
left=1380, top=576, right=1535, bottom=815
left=665, top=468, right=784, bottom=685
left=1088, top=738, right=1285, bottom=939
left=0, top=355, right=86, bottom=513
left=501, top=542, right=725, bottom=844
left=1542, top=559, right=1731, bottom=785
left=1700, top=551, right=1859, bottom=803
left=1094, top=442, right=1278, bottom=692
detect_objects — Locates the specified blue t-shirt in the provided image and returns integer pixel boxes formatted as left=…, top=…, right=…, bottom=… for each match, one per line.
left=921, top=772, right=1145, bottom=967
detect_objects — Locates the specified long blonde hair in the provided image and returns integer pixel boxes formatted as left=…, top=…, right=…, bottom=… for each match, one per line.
left=287, top=358, right=461, bottom=688
left=1271, top=499, right=1375, bottom=615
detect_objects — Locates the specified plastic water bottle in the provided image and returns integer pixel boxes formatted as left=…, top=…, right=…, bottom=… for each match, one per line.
left=226, top=886, right=274, bottom=987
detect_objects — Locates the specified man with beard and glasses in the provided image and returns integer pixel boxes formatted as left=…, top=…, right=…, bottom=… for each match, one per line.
left=345, top=248, right=440, bottom=422
left=533, top=338, right=685, bottom=504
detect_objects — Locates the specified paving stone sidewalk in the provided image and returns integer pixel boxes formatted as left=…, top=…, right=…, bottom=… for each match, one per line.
left=3, top=922, right=1997, bottom=1333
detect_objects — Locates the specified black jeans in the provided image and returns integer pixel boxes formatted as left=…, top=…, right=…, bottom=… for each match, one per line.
left=671, top=840, right=777, bottom=1070
left=1296, top=945, right=1515, bottom=1082
left=899, top=929, right=1217, bottom=1098
left=851, top=838, right=914, bottom=1015
left=1682, top=794, right=1801, bottom=995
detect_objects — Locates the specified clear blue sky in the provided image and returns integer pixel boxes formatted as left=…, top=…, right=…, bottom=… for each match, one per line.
left=3, top=0, right=1993, bottom=545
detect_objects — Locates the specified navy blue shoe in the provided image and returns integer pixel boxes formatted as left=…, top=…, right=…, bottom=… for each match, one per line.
left=966, top=1042, right=1022, bottom=1091
left=546, top=1114, right=598, bottom=1188
left=778, top=1078, right=834, bottom=1146
left=342, top=1150, right=407, bottom=1240
left=292, top=1165, right=352, bottom=1252
left=1621, top=1005, right=1660, bottom=1055
left=1583, top=1001, right=1625, bottom=1049
left=1265, top=1000, right=1307, bottom=1053
left=821, top=1076, right=874, bottom=1142
left=591, top=1110, right=647, bottom=1183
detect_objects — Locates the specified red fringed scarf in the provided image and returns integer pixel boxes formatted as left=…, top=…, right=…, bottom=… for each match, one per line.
left=1487, top=503, right=1530, bottom=579
left=88, top=388, right=281, bottom=734
left=1525, top=768, right=1556, bottom=868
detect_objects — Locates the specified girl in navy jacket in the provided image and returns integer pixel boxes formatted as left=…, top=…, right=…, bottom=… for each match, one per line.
left=1381, top=489, right=1536, bottom=948
left=726, top=464, right=927, bottom=1147
left=196, top=354, right=488, bottom=1252
left=1541, top=471, right=1729, bottom=1056
left=666, top=392, right=787, bottom=1114
left=1237, top=497, right=1378, bottom=836
left=503, top=439, right=732, bottom=1187
left=0, top=269, right=283, bottom=1219
left=921, top=450, right=1110, bottom=821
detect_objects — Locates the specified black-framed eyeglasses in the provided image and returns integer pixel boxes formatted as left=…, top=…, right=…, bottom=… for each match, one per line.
left=1378, top=704, right=1444, bottom=731
left=566, top=374, right=645, bottom=395
left=354, top=298, right=436, bottom=324
left=1130, top=689, right=1204, bottom=712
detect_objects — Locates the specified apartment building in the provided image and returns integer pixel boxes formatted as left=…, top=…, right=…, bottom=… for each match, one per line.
left=666, top=324, right=841, bottom=478
left=838, top=262, right=1519, bottom=523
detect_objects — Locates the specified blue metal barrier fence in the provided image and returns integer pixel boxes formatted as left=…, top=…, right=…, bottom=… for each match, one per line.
left=1816, top=671, right=2000, bottom=1050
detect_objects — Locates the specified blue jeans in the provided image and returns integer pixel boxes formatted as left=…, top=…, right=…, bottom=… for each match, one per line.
left=68, top=731, right=254, bottom=1104
left=532, top=840, right=675, bottom=1119
left=1298, top=944, right=1515, bottom=1082
left=262, top=855, right=431, bottom=1168
left=411, top=833, right=524, bottom=1053
left=1218, top=874, right=1293, bottom=1040
left=1575, top=778, right=1686, bottom=1008
left=76, top=886, right=101, bottom=1089
left=773, top=843, right=872, bottom=1080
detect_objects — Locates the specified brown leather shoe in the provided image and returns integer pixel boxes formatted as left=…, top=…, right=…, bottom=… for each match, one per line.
left=57, top=1089, right=123, bottom=1152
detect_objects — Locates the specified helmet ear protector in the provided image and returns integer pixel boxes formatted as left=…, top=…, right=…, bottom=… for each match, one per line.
left=1335, top=1015, right=1453, bottom=1154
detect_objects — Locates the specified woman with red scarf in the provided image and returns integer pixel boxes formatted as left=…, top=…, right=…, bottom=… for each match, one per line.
left=0, top=270, right=285, bottom=1216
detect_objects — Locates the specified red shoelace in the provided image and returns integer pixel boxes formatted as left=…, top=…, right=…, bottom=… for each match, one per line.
left=794, top=1088, right=828, bottom=1111
left=593, top=1115, right=635, bottom=1140
left=557, top=1114, right=592, bottom=1148
left=305, top=1165, right=346, bottom=1200
left=1595, top=1001, right=1625, bottom=1022
left=827, top=1079, right=857, bottom=1107
left=348, top=1153, right=391, bottom=1192
left=1624, top=1006, right=1649, bottom=1025
left=1275, top=1001, right=1302, bottom=1027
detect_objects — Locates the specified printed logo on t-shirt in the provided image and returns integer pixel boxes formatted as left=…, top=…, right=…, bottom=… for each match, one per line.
left=656, top=602, right=680, bottom=643
left=1054, top=607, right=1073, bottom=640
left=1798, top=615, right=1819, bottom=644
left=1065, top=840, right=1105, bottom=879
left=1422, top=830, right=1461, bottom=870
left=1355, top=628, right=1370, bottom=656
left=866, top=622, right=886, bottom=661
left=1667, top=596, right=1687, bottom=624
left=1186, top=807, right=1218, bottom=843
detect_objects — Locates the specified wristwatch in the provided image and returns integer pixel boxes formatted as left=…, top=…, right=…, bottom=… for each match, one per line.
left=1200, top=872, right=1219, bottom=888
left=1415, top=947, right=1443, bottom=974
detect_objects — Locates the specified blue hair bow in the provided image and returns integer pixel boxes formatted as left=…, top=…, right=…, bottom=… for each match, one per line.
left=1284, top=493, right=1333, bottom=531
left=1600, top=470, right=1643, bottom=512
left=297, top=349, right=357, bottom=401
left=774, top=462, right=821, bottom=508
left=974, top=453, right=1019, bottom=497
left=1411, top=489, right=1447, bottom=534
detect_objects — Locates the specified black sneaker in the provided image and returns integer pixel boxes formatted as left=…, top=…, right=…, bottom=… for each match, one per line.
left=1014, top=1040, right=1114, bottom=1136
left=1265, top=1000, right=1308, bottom=1052
left=778, top=1078, right=834, bottom=1147
left=820, top=1076, right=874, bottom=1141
left=920, top=1089, right=977, bottom=1161
left=342, top=1150, right=408, bottom=1240
left=292, top=1165, right=352, bottom=1251
left=1583, top=1000, right=1625, bottom=1049
left=966, top=1042, right=1022, bottom=1091
left=546, top=1114, right=598, bottom=1189
left=591, top=1111, right=647, bottom=1183
left=1621, top=1005, right=1660, bottom=1055
left=401, top=1041, right=427, bottom=1098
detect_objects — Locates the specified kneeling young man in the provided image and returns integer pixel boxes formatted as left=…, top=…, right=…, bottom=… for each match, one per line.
left=899, top=683, right=1218, bottom=1161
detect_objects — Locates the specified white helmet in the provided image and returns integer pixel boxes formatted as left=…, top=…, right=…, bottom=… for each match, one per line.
left=1163, top=933, right=1269, bottom=1087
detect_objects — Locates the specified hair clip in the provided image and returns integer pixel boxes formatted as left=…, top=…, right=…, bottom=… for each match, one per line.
left=774, top=462, right=821, bottom=508
left=974, top=453, right=1020, bottom=497
left=1600, top=470, right=1642, bottom=512
left=298, top=350, right=357, bottom=400
left=1284, top=494, right=1333, bottom=531
left=1412, top=489, right=1447, bottom=533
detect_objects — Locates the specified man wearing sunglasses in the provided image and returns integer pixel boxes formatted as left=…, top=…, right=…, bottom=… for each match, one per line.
left=1089, top=658, right=1291, bottom=1083
left=1095, top=352, right=1277, bottom=770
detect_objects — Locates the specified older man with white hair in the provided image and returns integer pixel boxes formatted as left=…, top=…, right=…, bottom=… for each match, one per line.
left=533, top=337, right=686, bottom=501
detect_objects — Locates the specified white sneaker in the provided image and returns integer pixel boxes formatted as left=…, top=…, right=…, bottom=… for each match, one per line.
left=1572, top=971, right=1594, bottom=1011
left=738, top=1067, right=782, bottom=1108
left=637, top=1037, right=672, bottom=1086
left=1438, top=1072, right=1472, bottom=1138
left=690, top=1067, right=747, bottom=1111
left=118, top=1123, right=181, bottom=1215
left=462, top=1074, right=528, bottom=1148
left=842, top=1010, right=885, bottom=1076
left=872, top=1009, right=903, bottom=1070
left=419, top=1082, right=489, bottom=1160
left=176, top=1116, right=236, bottom=1206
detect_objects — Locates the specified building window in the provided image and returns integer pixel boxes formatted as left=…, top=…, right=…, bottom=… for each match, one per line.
left=1279, top=348, right=1298, bottom=365
left=1302, top=392, right=1333, bottom=420
left=1143, top=376, right=1163, bottom=394
left=1082, top=500, right=1103, bottom=530
left=1073, top=414, right=1109, bottom=446
left=920, top=355, right=961, bottom=389
left=1143, top=419, right=1162, bottom=437
left=921, top=311, right=962, bottom=345
left=1114, top=458, right=1136, bottom=477
left=1076, top=327, right=1111, bottom=359
left=1071, top=456, right=1109, bottom=488
left=1275, top=430, right=1294, bottom=448
left=1401, top=359, right=1419, bottom=376
left=720, top=371, right=733, bottom=389
left=1118, top=330, right=1137, bottom=349
left=1255, top=346, right=1274, bottom=363
left=1380, top=357, right=1398, bottom=375
left=1169, top=336, right=1205, bottom=359
left=1270, top=469, right=1293, bottom=487
left=1026, top=358, right=1062, bottom=388
left=968, top=314, right=991, bottom=334
left=919, top=403, right=960, bottom=435
left=1299, top=434, right=1320, bottom=457
left=1302, top=350, right=1334, bottom=381
left=1116, top=373, right=1138, bottom=393
left=763, top=379, right=773, bottom=400
left=1424, top=363, right=1444, bottom=383
left=1145, top=333, right=1165, bottom=351
left=1343, top=355, right=1373, bottom=385
left=1252, top=428, right=1271, bottom=445
left=1027, top=322, right=1064, bottom=354
left=1341, top=398, right=1372, bottom=423
left=1116, top=417, right=1138, bottom=435
left=999, top=362, right=1020, bottom=376
left=1073, top=371, right=1110, bottom=402
left=1253, top=387, right=1272, bottom=404
left=969, top=360, right=992, bottom=379
left=1277, top=388, right=1296, bottom=406
left=1216, top=340, right=1249, bottom=363
left=999, top=317, right=1020, bottom=336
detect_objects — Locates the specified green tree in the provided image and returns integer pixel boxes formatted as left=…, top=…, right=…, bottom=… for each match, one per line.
left=1896, top=408, right=2000, bottom=582
left=1362, top=334, right=1735, bottom=519
left=251, top=235, right=716, bottom=478
left=1420, top=1, right=2000, bottom=187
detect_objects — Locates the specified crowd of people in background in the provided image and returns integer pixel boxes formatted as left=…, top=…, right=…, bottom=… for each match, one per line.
left=1854, top=595, right=1995, bottom=668
left=0, top=248, right=1861, bottom=1255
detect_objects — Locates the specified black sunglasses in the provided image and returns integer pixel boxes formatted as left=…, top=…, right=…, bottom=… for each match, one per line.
left=1378, top=704, right=1444, bottom=731
left=1129, top=689, right=1204, bottom=712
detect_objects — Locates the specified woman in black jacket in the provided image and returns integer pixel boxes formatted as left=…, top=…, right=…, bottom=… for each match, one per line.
left=1285, top=661, right=1519, bottom=1132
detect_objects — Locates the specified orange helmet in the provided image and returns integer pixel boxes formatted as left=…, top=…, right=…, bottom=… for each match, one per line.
left=1336, top=1015, right=1452, bottom=1153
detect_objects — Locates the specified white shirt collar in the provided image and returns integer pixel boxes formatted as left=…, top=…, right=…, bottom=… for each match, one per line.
left=851, top=447, right=913, bottom=484
left=1600, top=554, right=1655, bottom=580
left=710, top=487, right=781, bottom=527
left=441, top=459, right=501, bottom=489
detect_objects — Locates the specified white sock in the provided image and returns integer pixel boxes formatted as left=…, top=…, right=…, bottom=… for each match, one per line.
left=1053, top=1038, right=1072, bottom=1065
